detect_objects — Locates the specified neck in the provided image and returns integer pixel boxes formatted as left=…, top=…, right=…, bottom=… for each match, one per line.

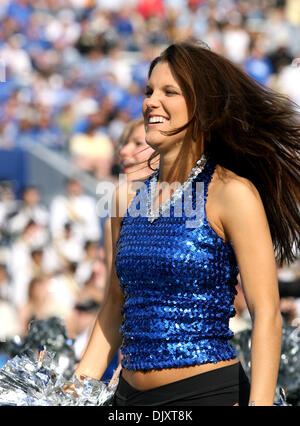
left=157, top=152, right=179, bottom=184
left=158, top=148, right=206, bottom=184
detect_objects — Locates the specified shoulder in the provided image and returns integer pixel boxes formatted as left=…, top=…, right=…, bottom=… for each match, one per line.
left=212, top=164, right=262, bottom=208
left=211, top=165, right=270, bottom=236
left=206, top=165, right=265, bottom=243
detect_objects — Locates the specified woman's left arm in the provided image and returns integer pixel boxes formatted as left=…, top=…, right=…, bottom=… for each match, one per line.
left=220, top=178, right=282, bottom=406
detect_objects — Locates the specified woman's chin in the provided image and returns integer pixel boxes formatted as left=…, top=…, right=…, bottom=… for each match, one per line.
left=145, top=136, right=165, bottom=151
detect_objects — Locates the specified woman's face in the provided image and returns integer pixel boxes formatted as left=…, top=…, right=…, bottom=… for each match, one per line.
left=119, top=123, right=154, bottom=179
left=142, top=61, right=189, bottom=154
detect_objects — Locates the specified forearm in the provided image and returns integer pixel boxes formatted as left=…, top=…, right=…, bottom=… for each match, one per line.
left=249, top=311, right=282, bottom=406
left=74, top=296, right=123, bottom=380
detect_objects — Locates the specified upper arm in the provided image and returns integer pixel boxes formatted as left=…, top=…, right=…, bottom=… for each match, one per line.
left=106, top=178, right=149, bottom=304
left=105, top=183, right=128, bottom=305
left=103, top=217, right=113, bottom=272
left=219, top=178, right=280, bottom=318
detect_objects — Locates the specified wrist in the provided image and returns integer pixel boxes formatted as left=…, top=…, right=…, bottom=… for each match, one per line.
left=74, top=366, right=101, bottom=381
left=248, top=397, right=274, bottom=406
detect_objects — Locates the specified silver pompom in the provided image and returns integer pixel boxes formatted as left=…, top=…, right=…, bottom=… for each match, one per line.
left=0, top=348, right=116, bottom=406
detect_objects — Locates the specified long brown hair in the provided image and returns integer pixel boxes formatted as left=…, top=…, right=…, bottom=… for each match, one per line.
left=147, top=41, right=300, bottom=266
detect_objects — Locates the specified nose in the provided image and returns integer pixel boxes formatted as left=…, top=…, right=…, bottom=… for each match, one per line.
left=143, top=91, right=160, bottom=111
left=119, top=142, right=132, bottom=158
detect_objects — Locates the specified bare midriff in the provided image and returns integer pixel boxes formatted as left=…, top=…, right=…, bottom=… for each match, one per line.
left=122, top=358, right=239, bottom=391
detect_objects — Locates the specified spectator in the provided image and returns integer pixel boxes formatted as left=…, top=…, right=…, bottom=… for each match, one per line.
left=52, top=222, right=84, bottom=267
left=0, top=181, right=18, bottom=241
left=0, top=300, right=19, bottom=339
left=0, top=34, right=32, bottom=79
left=222, top=18, right=251, bottom=65
left=34, top=108, right=66, bottom=150
left=7, top=186, right=49, bottom=237
left=244, top=42, right=274, bottom=85
left=276, top=60, right=300, bottom=107
left=75, top=240, right=101, bottom=287
left=9, top=220, right=48, bottom=307
left=285, top=0, right=300, bottom=26
left=173, top=0, right=207, bottom=40
left=76, top=266, right=106, bottom=305
left=95, top=0, right=134, bottom=13
left=50, top=177, right=101, bottom=244
left=47, top=261, right=81, bottom=315
left=13, top=108, right=37, bottom=148
left=69, top=117, right=114, bottom=180
left=65, top=298, right=100, bottom=360
left=6, top=0, right=33, bottom=31
left=136, top=0, right=165, bottom=20
left=18, top=275, right=71, bottom=335
left=268, top=46, right=293, bottom=75
left=0, top=263, right=12, bottom=302
left=263, top=7, right=294, bottom=54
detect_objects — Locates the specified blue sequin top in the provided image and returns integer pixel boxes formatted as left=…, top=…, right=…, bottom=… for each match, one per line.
left=115, top=157, right=239, bottom=370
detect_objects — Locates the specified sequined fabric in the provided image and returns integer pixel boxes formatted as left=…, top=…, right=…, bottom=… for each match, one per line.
left=115, top=157, right=239, bottom=370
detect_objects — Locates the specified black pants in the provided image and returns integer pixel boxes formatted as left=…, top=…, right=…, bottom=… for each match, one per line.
left=113, top=362, right=250, bottom=406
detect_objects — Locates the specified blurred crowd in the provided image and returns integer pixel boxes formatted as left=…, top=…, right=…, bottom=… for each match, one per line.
left=0, top=0, right=299, bottom=356
left=1, top=1, right=300, bottom=173
left=0, top=177, right=107, bottom=357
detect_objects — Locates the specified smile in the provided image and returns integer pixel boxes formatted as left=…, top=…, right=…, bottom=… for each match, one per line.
left=148, top=115, right=169, bottom=124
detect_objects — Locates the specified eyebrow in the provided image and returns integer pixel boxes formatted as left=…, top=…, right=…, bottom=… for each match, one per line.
left=145, top=84, right=181, bottom=91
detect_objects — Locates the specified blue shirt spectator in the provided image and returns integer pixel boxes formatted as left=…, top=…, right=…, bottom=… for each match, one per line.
left=131, top=59, right=150, bottom=89
left=7, top=0, right=33, bottom=30
left=244, top=46, right=274, bottom=86
left=113, top=13, right=134, bottom=38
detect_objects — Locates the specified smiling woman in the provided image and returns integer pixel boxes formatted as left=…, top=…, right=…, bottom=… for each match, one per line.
left=142, top=62, right=191, bottom=166
left=74, top=40, right=300, bottom=407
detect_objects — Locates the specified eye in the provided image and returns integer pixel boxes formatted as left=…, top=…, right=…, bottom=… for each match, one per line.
left=144, top=88, right=153, bottom=97
left=165, top=90, right=178, bottom=96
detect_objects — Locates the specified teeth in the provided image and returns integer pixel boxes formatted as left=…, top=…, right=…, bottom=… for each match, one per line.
left=149, top=116, right=168, bottom=123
